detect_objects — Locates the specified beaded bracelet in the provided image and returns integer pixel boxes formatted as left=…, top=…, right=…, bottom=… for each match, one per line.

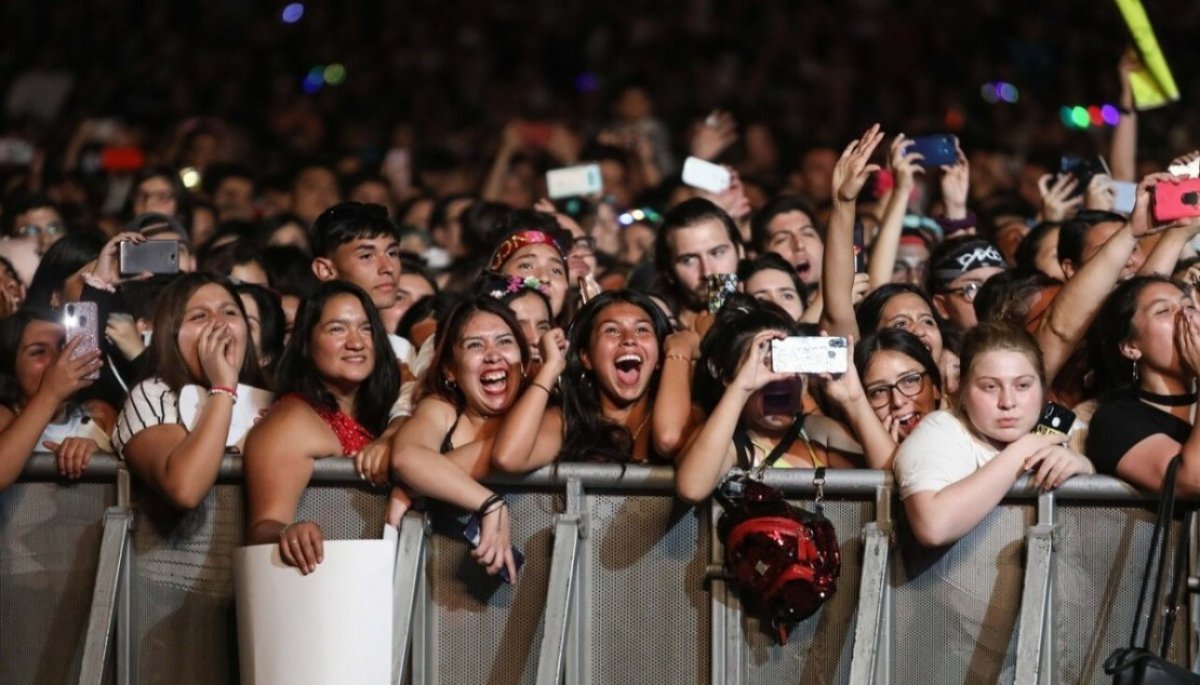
left=208, top=385, right=238, bottom=402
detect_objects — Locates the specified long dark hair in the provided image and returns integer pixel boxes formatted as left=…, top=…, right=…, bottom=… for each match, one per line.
left=0, top=309, right=60, bottom=410
left=235, top=283, right=287, bottom=377
left=139, top=272, right=265, bottom=392
left=25, top=232, right=105, bottom=310
left=559, top=290, right=672, bottom=463
left=422, top=296, right=530, bottom=410
left=693, top=295, right=800, bottom=415
left=1090, top=275, right=1184, bottom=395
left=854, top=328, right=942, bottom=389
left=855, top=283, right=943, bottom=334
left=274, top=281, right=399, bottom=435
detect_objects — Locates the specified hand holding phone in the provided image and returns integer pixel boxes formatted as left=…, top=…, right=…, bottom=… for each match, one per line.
left=546, top=164, right=603, bottom=199
left=119, top=240, right=180, bottom=275
left=771, top=337, right=850, bottom=374
left=1153, top=178, right=1200, bottom=223
left=704, top=273, right=738, bottom=313
left=463, top=513, right=524, bottom=584
left=907, top=135, right=958, bottom=168
left=682, top=157, right=732, bottom=193
left=1032, top=402, right=1076, bottom=438
left=63, top=302, right=101, bottom=380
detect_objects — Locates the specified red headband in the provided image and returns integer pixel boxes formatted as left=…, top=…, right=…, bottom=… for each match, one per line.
left=489, top=230, right=561, bottom=270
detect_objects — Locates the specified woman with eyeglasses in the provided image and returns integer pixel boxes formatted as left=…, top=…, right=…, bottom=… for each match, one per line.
left=855, top=329, right=942, bottom=442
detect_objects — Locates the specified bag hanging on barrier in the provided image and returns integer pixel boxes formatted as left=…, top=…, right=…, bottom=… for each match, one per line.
left=717, top=414, right=841, bottom=644
left=1104, top=455, right=1200, bottom=685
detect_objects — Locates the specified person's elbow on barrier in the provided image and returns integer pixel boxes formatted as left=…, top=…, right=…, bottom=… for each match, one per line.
left=674, top=469, right=720, bottom=506
left=159, top=478, right=215, bottom=511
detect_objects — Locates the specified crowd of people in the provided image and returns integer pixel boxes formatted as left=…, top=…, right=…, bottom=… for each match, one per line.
left=2, top=34, right=1200, bottom=588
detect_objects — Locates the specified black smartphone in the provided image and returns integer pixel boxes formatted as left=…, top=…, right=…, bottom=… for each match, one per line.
left=1059, top=156, right=1110, bottom=199
left=1033, top=402, right=1076, bottom=438
left=463, top=516, right=525, bottom=584
left=119, top=240, right=180, bottom=275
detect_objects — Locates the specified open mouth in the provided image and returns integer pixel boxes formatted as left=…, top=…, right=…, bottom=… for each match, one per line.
left=761, top=380, right=798, bottom=415
left=793, top=260, right=812, bottom=280
left=613, top=353, right=644, bottom=386
left=479, top=369, right=509, bottom=395
left=342, top=354, right=368, bottom=364
left=895, top=412, right=923, bottom=433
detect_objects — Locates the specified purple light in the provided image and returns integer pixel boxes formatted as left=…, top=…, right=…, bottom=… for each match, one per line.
left=1100, top=104, right=1121, bottom=126
left=574, top=72, right=600, bottom=93
left=282, top=3, right=304, bottom=23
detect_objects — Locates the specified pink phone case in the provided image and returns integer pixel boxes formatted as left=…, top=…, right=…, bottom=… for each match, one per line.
left=63, top=301, right=100, bottom=380
left=1154, top=178, right=1200, bottom=223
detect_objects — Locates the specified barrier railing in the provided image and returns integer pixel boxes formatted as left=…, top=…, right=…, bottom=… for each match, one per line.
left=0, top=453, right=1194, bottom=684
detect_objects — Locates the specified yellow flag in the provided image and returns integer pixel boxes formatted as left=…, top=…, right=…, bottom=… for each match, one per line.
left=1114, top=0, right=1179, bottom=110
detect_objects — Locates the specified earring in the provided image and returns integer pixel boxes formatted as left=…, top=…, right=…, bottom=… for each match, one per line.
left=446, top=379, right=457, bottom=391
left=1131, top=359, right=1140, bottom=385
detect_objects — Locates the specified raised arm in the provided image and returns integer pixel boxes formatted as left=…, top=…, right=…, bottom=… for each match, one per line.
left=868, top=134, right=923, bottom=289
left=820, top=124, right=885, bottom=339
left=817, top=340, right=897, bottom=470
left=1110, top=52, right=1139, bottom=182
left=1137, top=172, right=1198, bottom=277
left=122, top=322, right=242, bottom=510
left=491, top=329, right=568, bottom=473
left=675, top=330, right=795, bottom=504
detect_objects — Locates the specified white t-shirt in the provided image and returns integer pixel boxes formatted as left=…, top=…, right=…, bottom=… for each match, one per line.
left=893, top=410, right=999, bottom=500
left=112, top=377, right=182, bottom=457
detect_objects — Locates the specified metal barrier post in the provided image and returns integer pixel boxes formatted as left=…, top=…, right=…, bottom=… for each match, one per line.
left=77, top=471, right=134, bottom=685
left=536, top=478, right=586, bottom=685
left=115, top=468, right=134, bottom=685
left=1014, top=491, right=1057, bottom=685
left=849, top=480, right=894, bottom=685
left=392, top=509, right=429, bottom=685
left=708, top=499, right=745, bottom=685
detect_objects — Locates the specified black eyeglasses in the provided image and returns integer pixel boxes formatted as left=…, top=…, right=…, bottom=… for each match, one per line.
left=865, top=371, right=928, bottom=408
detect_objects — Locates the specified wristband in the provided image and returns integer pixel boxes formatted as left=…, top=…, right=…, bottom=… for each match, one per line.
left=528, top=381, right=552, bottom=395
left=477, top=493, right=505, bottom=519
left=279, top=522, right=296, bottom=541
left=208, top=385, right=238, bottom=402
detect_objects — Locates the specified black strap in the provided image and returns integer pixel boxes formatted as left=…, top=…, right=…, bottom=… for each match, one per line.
left=1160, top=508, right=1193, bottom=655
left=748, top=414, right=808, bottom=479
left=1131, top=455, right=1183, bottom=651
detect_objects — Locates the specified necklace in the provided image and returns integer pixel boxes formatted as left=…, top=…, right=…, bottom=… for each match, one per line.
left=1136, top=387, right=1198, bottom=407
left=631, top=411, right=652, bottom=442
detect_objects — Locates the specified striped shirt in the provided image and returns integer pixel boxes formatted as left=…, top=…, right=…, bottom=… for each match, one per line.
left=112, top=377, right=183, bottom=458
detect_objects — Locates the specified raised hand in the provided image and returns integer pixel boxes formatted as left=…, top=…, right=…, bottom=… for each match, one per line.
left=1131, top=172, right=1190, bottom=237
left=1085, top=174, right=1116, bottom=212
left=196, top=320, right=240, bottom=389
left=37, top=336, right=103, bottom=402
left=889, top=133, right=924, bottom=190
left=834, top=124, right=885, bottom=203
left=91, top=231, right=148, bottom=285
left=1175, top=306, right=1200, bottom=377
left=538, top=327, right=569, bottom=378
left=690, top=111, right=738, bottom=161
left=1037, top=173, right=1083, bottom=222
left=940, top=140, right=971, bottom=220
left=733, top=330, right=798, bottom=394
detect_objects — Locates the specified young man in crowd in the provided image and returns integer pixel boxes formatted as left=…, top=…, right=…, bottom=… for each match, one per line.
left=652, top=197, right=743, bottom=331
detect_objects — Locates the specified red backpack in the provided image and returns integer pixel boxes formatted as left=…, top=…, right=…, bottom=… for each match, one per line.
left=718, top=417, right=842, bottom=643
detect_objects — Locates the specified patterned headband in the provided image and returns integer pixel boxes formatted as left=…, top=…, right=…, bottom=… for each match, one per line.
left=489, top=230, right=562, bottom=271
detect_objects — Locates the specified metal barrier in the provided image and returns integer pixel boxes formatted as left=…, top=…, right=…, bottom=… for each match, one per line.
left=0, top=453, right=1194, bottom=684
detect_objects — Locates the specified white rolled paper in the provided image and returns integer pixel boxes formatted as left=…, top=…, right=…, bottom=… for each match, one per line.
left=234, top=540, right=394, bottom=685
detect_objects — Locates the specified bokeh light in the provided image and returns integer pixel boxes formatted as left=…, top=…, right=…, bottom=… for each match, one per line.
left=302, top=66, right=324, bottom=94
left=1101, top=104, right=1121, bottom=126
left=281, top=3, right=304, bottom=23
left=998, top=83, right=1018, bottom=103
left=324, top=63, right=346, bottom=86
left=1070, top=106, right=1090, bottom=128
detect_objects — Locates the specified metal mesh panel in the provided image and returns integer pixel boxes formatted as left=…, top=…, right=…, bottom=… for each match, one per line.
left=891, top=503, right=1032, bottom=685
left=129, top=480, right=389, bottom=684
left=426, top=490, right=556, bottom=684
left=1055, top=503, right=1188, bottom=684
left=743, top=498, right=872, bottom=685
left=584, top=494, right=710, bottom=685
left=0, top=481, right=114, bottom=685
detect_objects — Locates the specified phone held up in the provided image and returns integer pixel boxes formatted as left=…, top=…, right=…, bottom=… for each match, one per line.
left=907, top=135, right=958, bottom=168
left=119, top=240, right=181, bottom=275
left=1153, top=178, right=1200, bottom=223
left=771, top=337, right=850, bottom=375
left=705, top=273, right=738, bottom=314
left=63, top=301, right=101, bottom=380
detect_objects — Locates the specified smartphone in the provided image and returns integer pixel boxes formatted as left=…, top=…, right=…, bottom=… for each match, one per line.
left=853, top=220, right=866, bottom=273
left=705, top=273, right=738, bottom=314
left=1059, top=155, right=1110, bottom=198
left=907, top=135, right=957, bottom=168
left=1153, top=178, right=1200, bottom=223
left=771, top=337, right=849, bottom=374
left=63, top=302, right=101, bottom=380
left=1032, top=402, right=1076, bottom=438
left=463, top=516, right=525, bottom=584
left=1113, top=180, right=1137, bottom=214
left=517, top=121, right=554, bottom=148
left=546, top=164, right=603, bottom=199
left=681, top=156, right=732, bottom=193
left=119, top=240, right=181, bottom=275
